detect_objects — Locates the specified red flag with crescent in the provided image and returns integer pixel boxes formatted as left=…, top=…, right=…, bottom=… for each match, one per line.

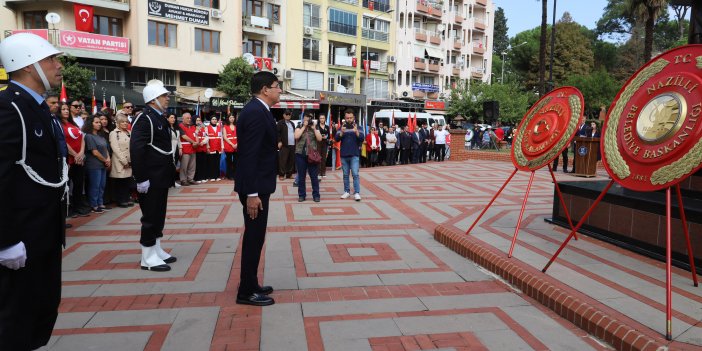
left=73, top=4, right=94, bottom=33
left=60, top=81, right=67, bottom=103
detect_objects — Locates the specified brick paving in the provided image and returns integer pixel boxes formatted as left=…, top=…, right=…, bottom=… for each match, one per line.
left=38, top=157, right=702, bottom=350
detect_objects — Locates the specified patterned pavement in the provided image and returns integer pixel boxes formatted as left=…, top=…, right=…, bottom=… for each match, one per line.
left=39, top=159, right=702, bottom=350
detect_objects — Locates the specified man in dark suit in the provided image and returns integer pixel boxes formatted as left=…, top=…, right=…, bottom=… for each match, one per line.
left=411, top=129, right=421, bottom=164
left=276, top=110, right=296, bottom=179
left=418, top=122, right=430, bottom=163
left=399, top=126, right=412, bottom=165
left=377, top=122, right=386, bottom=165
left=0, top=33, right=67, bottom=351
left=234, top=71, right=280, bottom=306
left=131, top=80, right=178, bottom=272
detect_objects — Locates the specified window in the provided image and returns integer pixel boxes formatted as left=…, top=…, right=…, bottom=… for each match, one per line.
left=291, top=70, right=324, bottom=90
left=328, top=76, right=335, bottom=91
left=93, top=15, right=123, bottom=37
left=303, top=38, right=320, bottom=61
left=362, top=17, right=389, bottom=41
left=397, top=70, right=403, bottom=85
left=195, top=28, right=220, bottom=53
left=133, top=68, right=177, bottom=86
left=363, top=0, right=390, bottom=12
left=180, top=72, right=218, bottom=87
left=328, top=8, right=357, bottom=36
left=303, top=3, right=321, bottom=28
left=23, top=11, right=48, bottom=29
left=82, top=64, right=126, bottom=86
left=362, top=78, right=389, bottom=99
left=148, top=20, right=177, bottom=48
left=267, top=42, right=280, bottom=63
left=195, top=0, right=219, bottom=8
left=245, top=0, right=263, bottom=16
left=268, top=4, right=280, bottom=24
left=421, top=76, right=434, bottom=84
left=248, top=39, right=263, bottom=56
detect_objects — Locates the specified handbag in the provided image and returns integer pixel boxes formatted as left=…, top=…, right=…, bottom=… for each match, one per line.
left=306, top=132, right=321, bottom=164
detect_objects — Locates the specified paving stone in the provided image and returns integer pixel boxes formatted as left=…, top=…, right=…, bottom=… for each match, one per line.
left=378, top=271, right=465, bottom=285
left=53, top=312, right=96, bottom=329
left=86, top=309, right=179, bottom=327
left=44, top=332, right=152, bottom=351
left=261, top=304, right=308, bottom=351
left=319, top=318, right=402, bottom=350
left=302, top=297, right=427, bottom=317
left=162, top=307, right=220, bottom=351
left=62, top=284, right=100, bottom=298
left=419, top=292, right=529, bottom=310
left=297, top=274, right=384, bottom=289
left=500, top=305, right=597, bottom=350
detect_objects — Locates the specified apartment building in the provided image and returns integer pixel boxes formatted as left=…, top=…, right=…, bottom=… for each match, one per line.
left=279, top=0, right=395, bottom=101
left=395, top=0, right=493, bottom=104
left=0, top=0, right=242, bottom=107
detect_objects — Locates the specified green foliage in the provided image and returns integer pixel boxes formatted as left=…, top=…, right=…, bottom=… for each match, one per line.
left=58, top=55, right=93, bottom=100
left=447, top=81, right=531, bottom=125
left=595, top=0, right=634, bottom=41
left=493, top=7, right=510, bottom=54
left=564, top=70, right=620, bottom=117
left=217, top=57, right=255, bottom=102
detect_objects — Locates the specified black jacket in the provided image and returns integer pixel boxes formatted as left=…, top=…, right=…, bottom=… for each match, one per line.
left=0, top=82, right=65, bottom=250
left=276, top=119, right=296, bottom=146
left=399, top=131, right=412, bottom=150
left=235, top=98, right=278, bottom=196
left=130, top=105, right=176, bottom=188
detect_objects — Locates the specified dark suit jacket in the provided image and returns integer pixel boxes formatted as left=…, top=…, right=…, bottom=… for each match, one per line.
left=130, top=106, right=176, bottom=188
left=411, top=132, right=421, bottom=150
left=0, top=82, right=65, bottom=251
left=235, top=98, right=278, bottom=196
left=399, top=131, right=412, bottom=149
left=276, top=119, right=296, bottom=146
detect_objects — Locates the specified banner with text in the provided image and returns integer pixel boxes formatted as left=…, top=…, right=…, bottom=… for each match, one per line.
left=59, top=30, right=130, bottom=54
left=147, top=0, right=209, bottom=25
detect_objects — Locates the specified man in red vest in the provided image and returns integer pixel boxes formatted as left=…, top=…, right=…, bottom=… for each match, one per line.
left=178, top=112, right=198, bottom=185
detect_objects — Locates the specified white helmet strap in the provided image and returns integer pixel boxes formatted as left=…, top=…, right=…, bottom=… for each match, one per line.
left=153, top=98, right=164, bottom=112
left=32, top=62, right=52, bottom=92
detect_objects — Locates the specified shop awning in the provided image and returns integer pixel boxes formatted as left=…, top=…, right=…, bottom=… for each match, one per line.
left=271, top=101, right=320, bottom=109
left=424, top=47, right=444, bottom=60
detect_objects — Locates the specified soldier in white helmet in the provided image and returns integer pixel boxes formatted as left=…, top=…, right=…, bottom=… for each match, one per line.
left=130, top=80, right=177, bottom=271
left=0, top=33, right=67, bottom=350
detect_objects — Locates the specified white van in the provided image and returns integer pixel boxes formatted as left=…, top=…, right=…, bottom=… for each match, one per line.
left=370, top=109, right=446, bottom=129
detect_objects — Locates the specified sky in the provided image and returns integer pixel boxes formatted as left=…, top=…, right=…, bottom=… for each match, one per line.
left=496, top=0, right=610, bottom=39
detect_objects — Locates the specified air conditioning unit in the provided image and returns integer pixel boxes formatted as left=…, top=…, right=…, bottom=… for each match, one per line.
left=388, top=73, right=395, bottom=81
left=211, top=9, right=223, bottom=19
left=303, top=26, right=313, bottom=36
left=388, top=55, right=396, bottom=63
left=284, top=70, right=294, bottom=80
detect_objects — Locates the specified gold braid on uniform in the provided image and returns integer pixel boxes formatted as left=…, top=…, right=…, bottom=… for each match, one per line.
left=603, top=59, right=669, bottom=180
left=513, top=97, right=551, bottom=167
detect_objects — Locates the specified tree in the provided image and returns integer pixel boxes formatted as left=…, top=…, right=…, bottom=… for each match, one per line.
left=564, top=70, right=620, bottom=118
left=58, top=55, right=93, bottom=100
left=596, top=0, right=634, bottom=41
left=625, top=0, right=668, bottom=61
left=493, top=7, right=510, bottom=55
left=538, top=0, right=548, bottom=95
left=217, top=57, right=255, bottom=102
left=448, top=81, right=531, bottom=124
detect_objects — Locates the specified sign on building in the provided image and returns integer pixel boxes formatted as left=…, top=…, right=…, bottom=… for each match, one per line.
left=147, top=0, right=210, bottom=25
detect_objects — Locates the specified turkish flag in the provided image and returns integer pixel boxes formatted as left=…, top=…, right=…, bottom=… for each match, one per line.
left=264, top=57, right=272, bottom=70
left=369, top=1, right=374, bottom=11
left=363, top=60, right=370, bottom=78
left=73, top=4, right=94, bottom=32
left=60, top=82, right=67, bottom=103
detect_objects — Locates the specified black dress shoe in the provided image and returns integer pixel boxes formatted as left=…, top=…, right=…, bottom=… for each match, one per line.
left=163, top=256, right=177, bottom=264
left=140, top=264, right=171, bottom=272
left=236, top=293, right=275, bottom=306
left=313, top=197, right=320, bottom=202
left=298, top=196, right=305, bottom=202
left=256, top=285, right=273, bottom=295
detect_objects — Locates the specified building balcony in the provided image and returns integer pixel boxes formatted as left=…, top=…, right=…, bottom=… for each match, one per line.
left=428, top=62, right=440, bottom=72
left=474, top=19, right=486, bottom=31
left=475, top=0, right=487, bottom=6
left=413, top=59, right=426, bottom=70
left=429, top=6, right=442, bottom=17
left=454, top=14, right=464, bottom=24
left=329, top=54, right=357, bottom=69
left=243, top=16, right=272, bottom=35
left=333, top=0, right=359, bottom=5
left=417, top=2, right=430, bottom=14
left=363, top=60, right=390, bottom=73
left=10, top=29, right=131, bottom=62
left=452, top=67, right=461, bottom=75
left=453, top=40, right=462, bottom=50
left=429, top=32, right=441, bottom=45
left=472, top=42, right=485, bottom=54
left=471, top=66, right=484, bottom=78
left=414, top=28, right=427, bottom=42
left=329, top=21, right=358, bottom=36
left=362, top=28, right=389, bottom=42
left=5, top=0, right=129, bottom=11
left=362, top=0, right=390, bottom=12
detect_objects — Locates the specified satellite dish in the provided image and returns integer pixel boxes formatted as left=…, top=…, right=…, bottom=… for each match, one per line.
left=45, top=12, right=61, bottom=24
left=204, top=88, right=214, bottom=99
left=242, top=53, right=255, bottom=65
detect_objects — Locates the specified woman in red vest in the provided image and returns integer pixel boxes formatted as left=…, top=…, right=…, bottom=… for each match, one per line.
left=222, top=114, right=238, bottom=180
left=206, top=116, right=223, bottom=181
left=194, top=116, right=209, bottom=183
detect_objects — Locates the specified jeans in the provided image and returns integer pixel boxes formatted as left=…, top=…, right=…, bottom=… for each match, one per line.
left=86, top=168, right=106, bottom=208
left=295, top=154, right=319, bottom=199
left=340, top=156, right=360, bottom=194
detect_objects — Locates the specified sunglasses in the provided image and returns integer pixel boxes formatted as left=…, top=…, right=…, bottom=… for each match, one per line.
left=71, top=104, right=81, bottom=108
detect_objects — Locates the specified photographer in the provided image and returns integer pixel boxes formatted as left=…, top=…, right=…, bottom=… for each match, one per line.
left=335, top=109, right=364, bottom=201
left=294, top=113, right=323, bottom=202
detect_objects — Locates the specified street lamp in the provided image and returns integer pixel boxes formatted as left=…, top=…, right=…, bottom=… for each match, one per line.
left=500, top=41, right=527, bottom=84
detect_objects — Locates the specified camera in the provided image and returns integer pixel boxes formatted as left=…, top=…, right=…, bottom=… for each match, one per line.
left=344, top=123, right=354, bottom=130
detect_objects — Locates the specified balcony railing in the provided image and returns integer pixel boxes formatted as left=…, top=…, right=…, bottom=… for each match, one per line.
left=243, top=16, right=271, bottom=30
left=414, top=28, right=427, bottom=41
left=333, top=0, right=358, bottom=5
left=328, top=21, right=357, bottom=36
left=303, top=50, right=322, bottom=62
left=362, top=0, right=391, bottom=12
left=329, top=54, right=356, bottom=68
left=362, top=28, right=389, bottom=42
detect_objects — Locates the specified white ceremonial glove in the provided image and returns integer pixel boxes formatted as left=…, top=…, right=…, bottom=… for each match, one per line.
left=0, top=242, right=27, bottom=270
left=137, top=180, right=151, bottom=194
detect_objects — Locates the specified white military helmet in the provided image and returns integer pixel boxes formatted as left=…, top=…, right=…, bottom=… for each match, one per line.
left=142, top=79, right=169, bottom=104
left=0, top=33, right=62, bottom=72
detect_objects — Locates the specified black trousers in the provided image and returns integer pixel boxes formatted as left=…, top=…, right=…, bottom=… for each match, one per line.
left=386, top=148, right=396, bottom=165
left=194, top=152, right=208, bottom=181
left=112, top=177, right=133, bottom=204
left=225, top=152, right=237, bottom=179
left=400, top=148, right=410, bottom=164
left=137, top=186, right=168, bottom=247
left=208, top=152, right=221, bottom=180
left=0, top=241, right=62, bottom=351
left=434, top=144, right=446, bottom=161
left=419, top=143, right=428, bottom=163
left=553, top=148, right=569, bottom=172
left=278, top=145, right=295, bottom=177
left=69, top=164, right=87, bottom=211
left=238, top=193, right=270, bottom=297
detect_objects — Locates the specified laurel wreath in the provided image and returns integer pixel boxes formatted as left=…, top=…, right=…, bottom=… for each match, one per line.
left=603, top=59, right=670, bottom=180
left=512, top=94, right=581, bottom=169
